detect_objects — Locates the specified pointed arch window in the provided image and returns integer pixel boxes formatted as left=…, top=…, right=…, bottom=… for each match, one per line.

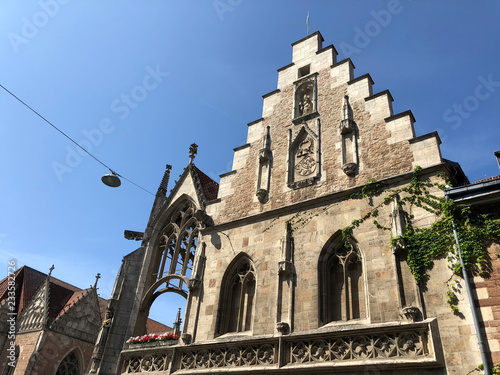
left=217, top=256, right=256, bottom=335
left=155, top=201, right=198, bottom=292
left=319, top=237, right=366, bottom=325
left=56, top=350, right=80, bottom=375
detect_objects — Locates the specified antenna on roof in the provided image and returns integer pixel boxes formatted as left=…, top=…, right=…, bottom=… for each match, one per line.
left=306, top=11, right=310, bottom=36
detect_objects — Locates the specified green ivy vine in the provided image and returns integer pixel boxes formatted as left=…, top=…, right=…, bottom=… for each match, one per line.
left=265, top=166, right=500, bottom=312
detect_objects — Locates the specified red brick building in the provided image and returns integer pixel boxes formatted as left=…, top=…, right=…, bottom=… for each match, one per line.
left=0, top=266, right=170, bottom=374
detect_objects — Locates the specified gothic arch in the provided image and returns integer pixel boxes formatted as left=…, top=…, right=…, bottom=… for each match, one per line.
left=149, top=197, right=199, bottom=295
left=318, top=232, right=367, bottom=326
left=55, top=348, right=82, bottom=375
left=216, top=253, right=257, bottom=336
left=137, top=196, right=201, bottom=335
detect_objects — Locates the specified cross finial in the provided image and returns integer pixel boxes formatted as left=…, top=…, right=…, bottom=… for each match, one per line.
left=94, top=273, right=101, bottom=289
left=48, top=264, right=55, bottom=277
left=189, top=143, right=198, bottom=163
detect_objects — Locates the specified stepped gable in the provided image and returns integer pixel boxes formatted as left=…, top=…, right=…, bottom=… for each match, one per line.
left=212, top=31, right=444, bottom=223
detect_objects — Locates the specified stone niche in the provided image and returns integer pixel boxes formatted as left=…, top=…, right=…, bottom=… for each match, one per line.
left=288, top=124, right=320, bottom=189
left=293, top=73, right=318, bottom=123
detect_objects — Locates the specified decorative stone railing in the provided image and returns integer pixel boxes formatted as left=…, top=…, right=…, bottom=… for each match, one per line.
left=120, top=319, right=443, bottom=374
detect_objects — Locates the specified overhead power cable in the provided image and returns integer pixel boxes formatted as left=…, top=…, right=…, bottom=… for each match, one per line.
left=0, top=83, right=155, bottom=196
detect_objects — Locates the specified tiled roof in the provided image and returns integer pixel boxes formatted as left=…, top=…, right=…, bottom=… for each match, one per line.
left=471, top=174, right=500, bottom=185
left=195, top=166, right=219, bottom=201
left=54, top=289, right=88, bottom=320
left=146, top=318, right=172, bottom=334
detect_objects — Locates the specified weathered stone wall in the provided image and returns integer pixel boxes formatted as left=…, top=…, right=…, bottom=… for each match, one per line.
left=211, top=33, right=439, bottom=227
left=182, top=172, right=483, bottom=373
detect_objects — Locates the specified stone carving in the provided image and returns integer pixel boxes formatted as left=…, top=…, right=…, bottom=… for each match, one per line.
left=256, top=188, right=267, bottom=203
left=299, top=94, right=313, bottom=116
left=194, top=209, right=213, bottom=228
left=276, top=322, right=290, bottom=335
left=121, top=353, right=171, bottom=373
left=340, top=96, right=358, bottom=176
left=188, top=278, right=201, bottom=292
left=179, top=343, right=277, bottom=369
left=278, top=260, right=293, bottom=276
left=295, top=137, right=316, bottom=176
left=288, top=125, right=320, bottom=189
left=259, top=148, right=272, bottom=163
left=342, top=162, right=357, bottom=176
left=181, top=333, right=192, bottom=345
left=124, top=230, right=144, bottom=241
left=189, top=143, right=198, bottom=163
left=256, top=126, right=272, bottom=203
left=119, top=323, right=435, bottom=373
left=290, top=329, right=427, bottom=364
left=290, top=177, right=316, bottom=189
left=340, top=119, right=355, bottom=134
left=400, top=306, right=421, bottom=323
left=293, top=74, right=317, bottom=121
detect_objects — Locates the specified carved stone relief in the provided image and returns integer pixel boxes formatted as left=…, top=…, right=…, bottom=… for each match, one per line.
left=121, top=353, right=172, bottom=373
left=288, top=124, right=320, bottom=189
left=179, top=343, right=277, bottom=370
left=340, top=96, right=358, bottom=176
left=256, top=126, right=272, bottom=203
left=119, top=321, right=438, bottom=373
left=289, top=330, right=428, bottom=364
left=293, top=74, right=318, bottom=123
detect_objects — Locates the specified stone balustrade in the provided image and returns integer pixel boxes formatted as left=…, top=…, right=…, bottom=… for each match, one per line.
left=120, top=319, right=443, bottom=374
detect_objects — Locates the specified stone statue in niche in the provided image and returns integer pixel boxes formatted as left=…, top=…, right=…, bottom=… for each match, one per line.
left=299, top=94, right=313, bottom=116
left=295, top=136, right=316, bottom=176
left=294, top=76, right=316, bottom=120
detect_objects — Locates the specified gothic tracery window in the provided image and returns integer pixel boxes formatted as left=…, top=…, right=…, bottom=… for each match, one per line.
left=217, top=256, right=256, bottom=335
left=319, top=237, right=366, bottom=325
left=56, top=350, right=80, bottom=375
left=155, top=201, right=198, bottom=292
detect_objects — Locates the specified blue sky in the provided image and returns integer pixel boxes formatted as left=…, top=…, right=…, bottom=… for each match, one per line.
left=1, top=1, right=499, bottom=328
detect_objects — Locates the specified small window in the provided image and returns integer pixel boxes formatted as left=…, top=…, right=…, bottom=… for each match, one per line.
left=298, top=65, right=310, bottom=78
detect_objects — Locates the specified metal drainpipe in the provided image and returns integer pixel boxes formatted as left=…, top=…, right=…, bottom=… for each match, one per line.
left=445, top=189, right=491, bottom=374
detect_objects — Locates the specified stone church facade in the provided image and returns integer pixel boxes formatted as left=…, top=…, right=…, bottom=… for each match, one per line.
left=89, top=32, right=495, bottom=374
